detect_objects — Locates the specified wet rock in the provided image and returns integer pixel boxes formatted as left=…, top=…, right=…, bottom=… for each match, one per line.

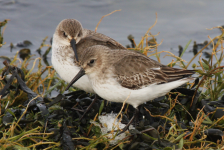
left=178, top=45, right=183, bottom=57
left=16, top=40, right=32, bottom=47
left=19, top=48, right=31, bottom=60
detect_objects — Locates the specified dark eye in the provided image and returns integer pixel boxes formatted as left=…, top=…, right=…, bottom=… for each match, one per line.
left=78, top=33, right=81, bottom=37
left=62, top=31, right=67, bottom=38
left=89, top=59, right=95, bottom=64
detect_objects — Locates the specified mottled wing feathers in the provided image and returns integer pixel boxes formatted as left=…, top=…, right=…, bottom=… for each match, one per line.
left=78, top=36, right=123, bottom=49
left=114, top=55, right=164, bottom=89
left=106, top=40, right=125, bottom=49
left=85, top=30, right=126, bottom=49
left=77, top=35, right=126, bottom=59
left=114, top=54, right=194, bottom=89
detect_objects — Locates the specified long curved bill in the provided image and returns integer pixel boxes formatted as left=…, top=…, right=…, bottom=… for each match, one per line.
left=70, top=39, right=79, bottom=62
left=65, top=68, right=85, bottom=91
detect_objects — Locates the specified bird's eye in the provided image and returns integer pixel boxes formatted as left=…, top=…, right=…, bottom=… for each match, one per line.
left=78, top=33, right=81, bottom=37
left=89, top=59, right=95, bottom=64
left=62, top=31, right=67, bottom=38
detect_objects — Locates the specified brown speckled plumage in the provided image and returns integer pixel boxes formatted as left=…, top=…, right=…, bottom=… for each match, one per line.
left=53, top=19, right=126, bottom=65
left=75, top=35, right=126, bottom=63
left=79, top=45, right=195, bottom=90
left=52, top=19, right=127, bottom=93
left=55, top=19, right=126, bottom=50
left=57, top=19, right=83, bottom=38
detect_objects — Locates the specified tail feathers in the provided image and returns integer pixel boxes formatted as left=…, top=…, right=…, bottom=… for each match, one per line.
left=160, top=66, right=195, bottom=82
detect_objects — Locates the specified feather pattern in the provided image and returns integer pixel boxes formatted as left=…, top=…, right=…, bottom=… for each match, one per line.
left=112, top=52, right=194, bottom=89
left=79, top=47, right=194, bottom=90
left=77, top=45, right=195, bottom=108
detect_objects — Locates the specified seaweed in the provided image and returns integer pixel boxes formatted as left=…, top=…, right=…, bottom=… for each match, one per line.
left=1, top=15, right=224, bottom=150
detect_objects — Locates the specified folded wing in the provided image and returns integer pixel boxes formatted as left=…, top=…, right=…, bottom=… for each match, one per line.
left=114, top=54, right=194, bottom=90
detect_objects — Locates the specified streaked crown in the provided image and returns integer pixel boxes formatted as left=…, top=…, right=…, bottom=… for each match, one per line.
left=55, top=19, right=84, bottom=43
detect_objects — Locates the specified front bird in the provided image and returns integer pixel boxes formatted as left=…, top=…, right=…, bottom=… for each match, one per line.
left=65, top=45, right=195, bottom=134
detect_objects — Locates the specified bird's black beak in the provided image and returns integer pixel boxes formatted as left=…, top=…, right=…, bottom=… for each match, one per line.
left=70, top=38, right=79, bottom=62
left=65, top=68, right=85, bottom=91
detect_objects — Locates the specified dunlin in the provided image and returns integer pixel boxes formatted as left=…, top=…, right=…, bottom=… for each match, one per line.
left=66, top=45, right=195, bottom=133
left=51, top=19, right=126, bottom=119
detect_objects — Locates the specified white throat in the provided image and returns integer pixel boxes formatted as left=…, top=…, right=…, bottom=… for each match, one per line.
left=51, top=36, right=94, bottom=93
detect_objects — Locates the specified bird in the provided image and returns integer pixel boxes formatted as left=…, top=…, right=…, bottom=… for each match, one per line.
left=51, top=19, right=126, bottom=119
left=65, top=45, right=195, bottom=133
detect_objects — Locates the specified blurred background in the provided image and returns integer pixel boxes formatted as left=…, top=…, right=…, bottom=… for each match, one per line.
left=0, top=0, right=224, bottom=65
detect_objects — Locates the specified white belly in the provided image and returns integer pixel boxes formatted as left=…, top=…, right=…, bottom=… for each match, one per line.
left=51, top=46, right=94, bottom=93
left=91, top=77, right=192, bottom=108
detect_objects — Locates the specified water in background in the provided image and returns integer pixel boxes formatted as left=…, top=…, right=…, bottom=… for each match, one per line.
left=0, top=0, right=224, bottom=66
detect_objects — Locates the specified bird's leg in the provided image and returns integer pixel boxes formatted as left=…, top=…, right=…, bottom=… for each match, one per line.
left=134, top=108, right=139, bottom=127
left=79, top=94, right=99, bottom=121
left=118, top=108, right=139, bottom=135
